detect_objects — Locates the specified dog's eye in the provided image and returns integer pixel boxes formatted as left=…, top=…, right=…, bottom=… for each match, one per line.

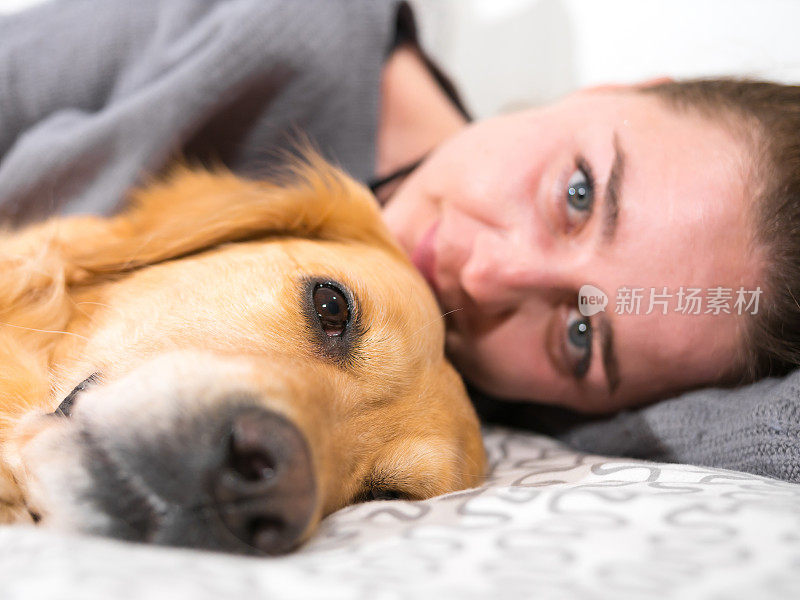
left=52, top=373, right=98, bottom=417
left=304, top=278, right=358, bottom=365
left=313, top=283, right=349, bottom=336
left=369, top=488, right=407, bottom=501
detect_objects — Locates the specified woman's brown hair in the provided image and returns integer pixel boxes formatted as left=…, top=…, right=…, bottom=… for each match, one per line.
left=643, top=79, right=800, bottom=382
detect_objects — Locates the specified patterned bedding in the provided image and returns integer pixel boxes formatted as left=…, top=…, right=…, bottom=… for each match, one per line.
left=2, top=427, right=799, bottom=600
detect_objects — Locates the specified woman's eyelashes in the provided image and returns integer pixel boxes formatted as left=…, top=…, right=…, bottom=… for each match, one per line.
left=563, top=308, right=592, bottom=379
left=564, top=158, right=595, bottom=231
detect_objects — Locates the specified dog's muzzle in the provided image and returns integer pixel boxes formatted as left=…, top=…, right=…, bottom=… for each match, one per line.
left=72, top=401, right=317, bottom=555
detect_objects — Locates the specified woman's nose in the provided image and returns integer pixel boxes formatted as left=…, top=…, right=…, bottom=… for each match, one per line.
left=459, top=230, right=568, bottom=315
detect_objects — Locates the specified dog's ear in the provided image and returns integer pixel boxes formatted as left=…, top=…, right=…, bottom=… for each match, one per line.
left=53, top=154, right=404, bottom=280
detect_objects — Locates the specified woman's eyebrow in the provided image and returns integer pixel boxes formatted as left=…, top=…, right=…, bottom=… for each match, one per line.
left=598, top=314, right=621, bottom=393
left=601, top=132, right=626, bottom=243
left=596, top=132, right=626, bottom=394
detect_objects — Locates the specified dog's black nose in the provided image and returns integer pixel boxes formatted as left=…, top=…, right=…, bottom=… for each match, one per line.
left=212, top=408, right=316, bottom=554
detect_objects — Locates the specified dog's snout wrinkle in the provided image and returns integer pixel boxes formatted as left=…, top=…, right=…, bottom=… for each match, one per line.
left=78, top=426, right=166, bottom=542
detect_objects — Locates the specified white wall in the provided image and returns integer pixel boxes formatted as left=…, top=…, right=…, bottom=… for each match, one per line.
left=0, top=0, right=47, bottom=14
left=410, top=0, right=800, bottom=117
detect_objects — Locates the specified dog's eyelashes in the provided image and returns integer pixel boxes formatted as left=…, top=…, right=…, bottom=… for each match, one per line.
left=52, top=373, right=99, bottom=418
left=313, top=283, right=349, bottom=336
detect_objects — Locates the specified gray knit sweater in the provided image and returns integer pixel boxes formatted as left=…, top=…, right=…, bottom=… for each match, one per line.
left=0, top=0, right=399, bottom=224
left=1, top=0, right=798, bottom=483
left=472, top=373, right=800, bottom=483
left=557, top=373, right=800, bottom=483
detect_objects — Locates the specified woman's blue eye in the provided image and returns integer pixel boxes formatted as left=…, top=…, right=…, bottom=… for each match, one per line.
left=566, top=167, right=594, bottom=213
left=565, top=309, right=592, bottom=379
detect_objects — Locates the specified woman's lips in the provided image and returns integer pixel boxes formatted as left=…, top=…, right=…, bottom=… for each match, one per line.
left=411, top=221, right=440, bottom=293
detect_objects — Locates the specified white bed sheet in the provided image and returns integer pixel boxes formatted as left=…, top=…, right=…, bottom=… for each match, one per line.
left=1, top=427, right=799, bottom=600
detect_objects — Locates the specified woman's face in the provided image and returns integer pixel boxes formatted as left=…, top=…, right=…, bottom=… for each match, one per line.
left=382, top=89, right=763, bottom=413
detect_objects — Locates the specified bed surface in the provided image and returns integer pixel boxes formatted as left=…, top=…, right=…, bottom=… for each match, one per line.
left=2, top=427, right=799, bottom=600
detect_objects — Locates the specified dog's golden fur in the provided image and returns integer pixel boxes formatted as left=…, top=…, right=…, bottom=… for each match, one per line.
left=0, top=157, right=485, bottom=550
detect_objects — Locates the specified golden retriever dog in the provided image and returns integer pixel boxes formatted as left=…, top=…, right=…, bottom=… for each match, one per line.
left=0, top=156, right=486, bottom=554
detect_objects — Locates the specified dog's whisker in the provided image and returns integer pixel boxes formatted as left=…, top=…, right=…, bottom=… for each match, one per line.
left=0, top=321, right=89, bottom=341
left=74, top=301, right=126, bottom=321
left=124, top=235, right=158, bottom=270
left=409, top=307, right=463, bottom=338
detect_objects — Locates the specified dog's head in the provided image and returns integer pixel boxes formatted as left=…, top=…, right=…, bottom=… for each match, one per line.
left=4, top=157, right=485, bottom=554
